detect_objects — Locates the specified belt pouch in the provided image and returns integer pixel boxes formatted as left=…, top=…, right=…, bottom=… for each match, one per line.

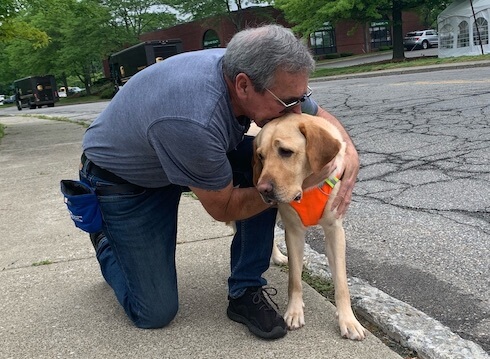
left=60, top=180, right=102, bottom=233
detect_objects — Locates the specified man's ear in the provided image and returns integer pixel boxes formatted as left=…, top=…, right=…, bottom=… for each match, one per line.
left=252, top=136, right=263, bottom=186
left=235, top=73, right=252, bottom=100
left=298, top=120, right=341, bottom=173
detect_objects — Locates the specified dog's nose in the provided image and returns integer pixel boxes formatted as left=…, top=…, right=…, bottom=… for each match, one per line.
left=257, top=181, right=273, bottom=195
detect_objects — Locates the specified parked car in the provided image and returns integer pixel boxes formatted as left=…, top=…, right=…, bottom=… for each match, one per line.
left=404, top=30, right=438, bottom=50
left=68, top=86, right=84, bottom=94
left=3, top=95, right=16, bottom=104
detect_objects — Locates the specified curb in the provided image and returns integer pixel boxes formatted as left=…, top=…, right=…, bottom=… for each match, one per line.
left=274, top=228, right=489, bottom=359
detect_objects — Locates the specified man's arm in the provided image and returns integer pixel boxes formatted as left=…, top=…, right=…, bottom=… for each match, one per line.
left=190, top=182, right=271, bottom=222
left=316, top=106, right=360, bottom=218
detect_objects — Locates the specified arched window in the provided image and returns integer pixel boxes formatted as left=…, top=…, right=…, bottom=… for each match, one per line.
left=473, top=17, right=489, bottom=45
left=457, top=21, right=469, bottom=47
left=440, top=24, right=454, bottom=49
left=202, top=29, right=221, bottom=49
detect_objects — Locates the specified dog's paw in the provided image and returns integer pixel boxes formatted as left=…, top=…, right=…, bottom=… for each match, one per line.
left=271, top=244, right=288, bottom=265
left=284, top=303, right=305, bottom=330
left=339, top=316, right=367, bottom=341
left=271, top=251, right=288, bottom=266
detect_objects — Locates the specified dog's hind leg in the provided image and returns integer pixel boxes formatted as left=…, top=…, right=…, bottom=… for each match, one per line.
left=271, top=240, right=288, bottom=265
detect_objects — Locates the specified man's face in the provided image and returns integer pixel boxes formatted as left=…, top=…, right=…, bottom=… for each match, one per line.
left=248, top=70, right=310, bottom=128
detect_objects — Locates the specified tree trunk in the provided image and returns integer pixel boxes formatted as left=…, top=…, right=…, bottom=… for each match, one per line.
left=392, top=0, right=405, bottom=61
left=363, top=22, right=371, bottom=53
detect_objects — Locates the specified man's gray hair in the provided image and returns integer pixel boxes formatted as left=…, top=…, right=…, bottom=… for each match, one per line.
left=223, top=24, right=315, bottom=92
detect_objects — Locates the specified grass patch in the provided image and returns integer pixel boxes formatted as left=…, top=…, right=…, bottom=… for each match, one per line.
left=301, top=270, right=335, bottom=302
left=312, top=53, right=490, bottom=78
left=0, top=123, right=4, bottom=141
left=32, top=260, right=53, bottom=266
left=21, top=114, right=90, bottom=128
left=57, top=95, right=107, bottom=106
left=182, top=191, right=199, bottom=200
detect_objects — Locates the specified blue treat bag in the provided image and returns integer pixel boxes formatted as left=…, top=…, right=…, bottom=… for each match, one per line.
left=60, top=180, right=102, bottom=233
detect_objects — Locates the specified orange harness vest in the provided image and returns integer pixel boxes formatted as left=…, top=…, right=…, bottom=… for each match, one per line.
left=289, top=177, right=339, bottom=227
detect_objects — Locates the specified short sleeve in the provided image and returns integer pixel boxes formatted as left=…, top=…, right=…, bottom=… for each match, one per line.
left=301, top=96, right=319, bottom=115
left=147, top=119, right=232, bottom=190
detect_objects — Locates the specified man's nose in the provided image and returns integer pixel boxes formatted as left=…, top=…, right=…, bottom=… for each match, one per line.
left=290, top=104, right=302, bottom=114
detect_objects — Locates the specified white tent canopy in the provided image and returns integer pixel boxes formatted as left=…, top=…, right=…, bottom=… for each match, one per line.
left=438, top=0, right=490, bottom=57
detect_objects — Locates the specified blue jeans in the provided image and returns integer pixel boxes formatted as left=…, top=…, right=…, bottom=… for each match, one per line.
left=79, top=136, right=277, bottom=328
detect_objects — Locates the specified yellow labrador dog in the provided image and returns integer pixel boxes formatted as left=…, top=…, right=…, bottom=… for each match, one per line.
left=253, top=113, right=366, bottom=341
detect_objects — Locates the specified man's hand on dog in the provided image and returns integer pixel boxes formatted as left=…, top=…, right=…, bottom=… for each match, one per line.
left=331, top=145, right=360, bottom=219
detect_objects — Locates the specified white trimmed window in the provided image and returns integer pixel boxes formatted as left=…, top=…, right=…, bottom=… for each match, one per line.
left=473, top=17, right=489, bottom=45
left=457, top=21, right=469, bottom=47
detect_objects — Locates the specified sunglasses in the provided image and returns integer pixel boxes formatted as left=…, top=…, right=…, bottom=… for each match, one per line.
left=265, top=86, right=313, bottom=111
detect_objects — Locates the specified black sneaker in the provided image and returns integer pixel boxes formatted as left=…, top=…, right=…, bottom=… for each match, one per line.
left=89, top=231, right=105, bottom=251
left=227, top=286, right=287, bottom=340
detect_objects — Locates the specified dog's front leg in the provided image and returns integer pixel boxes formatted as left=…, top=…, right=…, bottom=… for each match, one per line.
left=323, top=222, right=367, bottom=340
left=280, top=205, right=307, bottom=330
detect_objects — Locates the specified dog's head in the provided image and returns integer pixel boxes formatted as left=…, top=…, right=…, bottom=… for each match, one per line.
left=253, top=113, right=343, bottom=204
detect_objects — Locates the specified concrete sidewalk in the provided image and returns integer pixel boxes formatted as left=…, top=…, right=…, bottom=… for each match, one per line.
left=0, top=116, right=403, bottom=358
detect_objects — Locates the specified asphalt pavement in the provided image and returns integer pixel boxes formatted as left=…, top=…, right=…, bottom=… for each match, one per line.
left=306, top=57, right=490, bottom=357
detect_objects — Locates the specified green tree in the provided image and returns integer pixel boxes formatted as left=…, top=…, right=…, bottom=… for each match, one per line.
left=275, top=0, right=384, bottom=36
left=415, top=0, right=452, bottom=28
left=0, top=0, right=48, bottom=47
left=56, top=0, right=119, bottom=94
left=3, top=0, right=112, bottom=93
left=274, top=0, right=449, bottom=60
left=173, top=0, right=272, bottom=31
left=102, top=0, right=178, bottom=44
left=0, top=0, right=179, bottom=93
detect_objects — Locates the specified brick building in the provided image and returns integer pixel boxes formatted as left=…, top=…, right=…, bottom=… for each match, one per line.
left=139, top=6, right=425, bottom=56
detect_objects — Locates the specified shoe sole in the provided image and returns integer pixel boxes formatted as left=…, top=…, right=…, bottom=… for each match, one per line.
left=227, top=307, right=287, bottom=340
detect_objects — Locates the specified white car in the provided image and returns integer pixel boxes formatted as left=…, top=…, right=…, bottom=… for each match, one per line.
left=69, top=86, right=84, bottom=94
left=4, top=95, right=16, bottom=104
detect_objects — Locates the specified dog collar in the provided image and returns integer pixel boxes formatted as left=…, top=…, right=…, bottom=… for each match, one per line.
left=324, top=176, right=339, bottom=189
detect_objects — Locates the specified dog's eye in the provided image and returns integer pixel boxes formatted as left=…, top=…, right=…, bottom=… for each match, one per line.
left=278, top=148, right=293, bottom=158
left=257, top=153, right=264, bottom=161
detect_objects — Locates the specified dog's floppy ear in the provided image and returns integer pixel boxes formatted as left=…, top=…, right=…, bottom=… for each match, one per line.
left=299, top=120, right=341, bottom=173
left=252, top=136, right=263, bottom=186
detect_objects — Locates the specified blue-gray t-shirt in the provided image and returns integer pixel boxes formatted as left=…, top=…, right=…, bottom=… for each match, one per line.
left=83, top=48, right=318, bottom=189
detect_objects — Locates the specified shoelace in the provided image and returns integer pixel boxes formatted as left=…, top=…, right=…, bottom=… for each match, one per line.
left=251, top=286, right=280, bottom=312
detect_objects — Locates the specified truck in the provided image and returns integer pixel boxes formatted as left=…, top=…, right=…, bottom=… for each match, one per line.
left=14, top=75, right=59, bottom=110
left=108, top=39, right=183, bottom=91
